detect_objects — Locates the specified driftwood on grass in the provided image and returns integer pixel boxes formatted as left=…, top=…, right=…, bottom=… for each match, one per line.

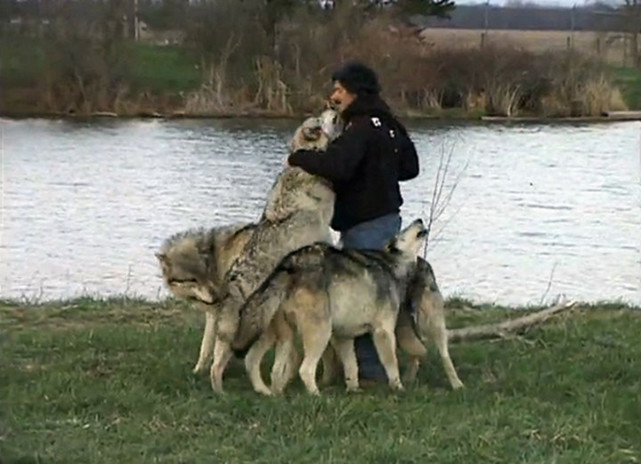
left=447, top=301, right=577, bottom=343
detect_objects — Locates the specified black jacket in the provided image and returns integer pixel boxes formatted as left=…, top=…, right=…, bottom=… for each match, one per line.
left=288, top=95, right=419, bottom=231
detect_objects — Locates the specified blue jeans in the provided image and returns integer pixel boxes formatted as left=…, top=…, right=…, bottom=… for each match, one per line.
left=340, top=212, right=402, bottom=381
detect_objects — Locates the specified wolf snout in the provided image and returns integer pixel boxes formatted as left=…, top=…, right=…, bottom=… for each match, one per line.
left=411, top=218, right=428, bottom=238
left=191, top=286, right=218, bottom=305
left=411, top=218, right=426, bottom=230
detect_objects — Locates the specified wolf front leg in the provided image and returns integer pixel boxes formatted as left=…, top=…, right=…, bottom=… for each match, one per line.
left=193, top=311, right=217, bottom=374
left=210, top=338, right=233, bottom=394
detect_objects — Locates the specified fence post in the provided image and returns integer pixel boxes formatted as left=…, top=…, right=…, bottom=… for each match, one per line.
left=483, top=0, right=489, bottom=49
left=567, top=4, right=576, bottom=51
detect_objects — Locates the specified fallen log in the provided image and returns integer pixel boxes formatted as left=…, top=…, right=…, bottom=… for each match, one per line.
left=447, top=300, right=577, bottom=343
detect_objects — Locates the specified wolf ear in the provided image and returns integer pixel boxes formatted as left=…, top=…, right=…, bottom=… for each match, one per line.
left=155, top=253, right=170, bottom=272
left=302, top=126, right=322, bottom=141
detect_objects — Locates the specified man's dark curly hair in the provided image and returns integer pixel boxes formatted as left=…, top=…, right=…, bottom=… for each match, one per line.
left=331, top=61, right=381, bottom=96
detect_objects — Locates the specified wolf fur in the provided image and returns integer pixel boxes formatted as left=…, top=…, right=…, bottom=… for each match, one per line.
left=232, top=219, right=429, bottom=395
left=156, top=110, right=341, bottom=394
left=391, top=257, right=464, bottom=389
left=204, top=109, right=342, bottom=394
left=315, top=257, right=465, bottom=391
left=156, top=223, right=288, bottom=395
left=307, top=257, right=464, bottom=392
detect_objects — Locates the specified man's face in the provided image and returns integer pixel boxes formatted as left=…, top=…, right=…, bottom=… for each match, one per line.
left=330, top=81, right=357, bottom=114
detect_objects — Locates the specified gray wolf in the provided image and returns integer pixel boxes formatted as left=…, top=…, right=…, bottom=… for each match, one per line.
left=155, top=225, right=311, bottom=396
left=188, top=109, right=342, bottom=394
left=310, top=256, right=465, bottom=392
left=340, top=212, right=403, bottom=381
left=232, top=219, right=429, bottom=395
left=156, top=223, right=255, bottom=374
left=394, top=257, right=464, bottom=390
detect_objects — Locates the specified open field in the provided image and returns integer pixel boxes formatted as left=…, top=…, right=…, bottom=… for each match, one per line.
left=1, top=297, right=640, bottom=463
left=419, top=28, right=631, bottom=66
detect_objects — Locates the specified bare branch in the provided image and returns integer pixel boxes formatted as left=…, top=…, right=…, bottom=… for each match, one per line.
left=423, top=138, right=471, bottom=255
left=447, top=300, right=577, bottom=343
left=539, top=262, right=559, bottom=306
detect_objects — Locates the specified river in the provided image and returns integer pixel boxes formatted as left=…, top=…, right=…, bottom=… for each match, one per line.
left=1, top=117, right=639, bottom=306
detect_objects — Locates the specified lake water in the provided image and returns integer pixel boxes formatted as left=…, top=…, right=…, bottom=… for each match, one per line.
left=1, top=117, right=639, bottom=306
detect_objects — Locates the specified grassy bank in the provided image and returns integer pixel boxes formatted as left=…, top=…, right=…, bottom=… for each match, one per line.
left=613, top=67, right=641, bottom=111
left=2, top=298, right=640, bottom=463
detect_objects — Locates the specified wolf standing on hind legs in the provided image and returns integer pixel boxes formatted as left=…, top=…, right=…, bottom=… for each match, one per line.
left=208, top=110, right=342, bottom=394
left=287, top=61, right=420, bottom=383
left=156, top=111, right=340, bottom=396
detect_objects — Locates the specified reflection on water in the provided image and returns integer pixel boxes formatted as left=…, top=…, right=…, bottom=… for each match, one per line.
left=1, top=117, right=640, bottom=306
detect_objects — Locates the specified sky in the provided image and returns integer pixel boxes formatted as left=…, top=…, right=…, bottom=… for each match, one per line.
left=454, top=0, right=623, bottom=6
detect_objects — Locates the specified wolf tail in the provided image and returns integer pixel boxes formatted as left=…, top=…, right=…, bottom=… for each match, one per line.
left=231, top=264, right=295, bottom=354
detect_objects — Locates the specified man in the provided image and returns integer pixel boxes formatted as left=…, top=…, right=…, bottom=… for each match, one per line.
left=287, top=61, right=420, bottom=382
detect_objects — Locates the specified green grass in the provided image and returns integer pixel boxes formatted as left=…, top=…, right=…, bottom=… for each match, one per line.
left=1, top=298, right=640, bottom=463
left=0, top=37, right=46, bottom=87
left=0, top=38, right=201, bottom=93
left=613, top=67, right=641, bottom=110
left=128, top=44, right=201, bottom=93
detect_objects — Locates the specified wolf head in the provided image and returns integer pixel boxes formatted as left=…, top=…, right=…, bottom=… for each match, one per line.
left=289, top=109, right=342, bottom=153
left=386, top=218, right=428, bottom=261
left=156, top=224, right=255, bottom=306
left=264, top=110, right=341, bottom=223
left=318, top=108, right=343, bottom=141
left=156, top=242, right=218, bottom=305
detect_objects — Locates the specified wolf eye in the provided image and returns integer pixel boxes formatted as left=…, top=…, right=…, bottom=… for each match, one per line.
left=169, top=278, right=198, bottom=284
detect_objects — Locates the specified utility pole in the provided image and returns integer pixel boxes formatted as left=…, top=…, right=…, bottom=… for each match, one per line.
left=485, top=0, right=489, bottom=34
left=570, top=4, right=576, bottom=51
left=134, top=0, right=139, bottom=41
left=481, top=0, right=489, bottom=49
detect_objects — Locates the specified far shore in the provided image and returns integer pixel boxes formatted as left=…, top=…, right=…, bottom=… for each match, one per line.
left=3, top=109, right=641, bottom=123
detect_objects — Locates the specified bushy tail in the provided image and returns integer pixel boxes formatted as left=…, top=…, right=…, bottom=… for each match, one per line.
left=231, top=267, right=294, bottom=354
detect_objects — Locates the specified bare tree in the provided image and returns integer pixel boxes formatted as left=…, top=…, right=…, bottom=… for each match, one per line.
left=42, top=0, right=133, bottom=114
